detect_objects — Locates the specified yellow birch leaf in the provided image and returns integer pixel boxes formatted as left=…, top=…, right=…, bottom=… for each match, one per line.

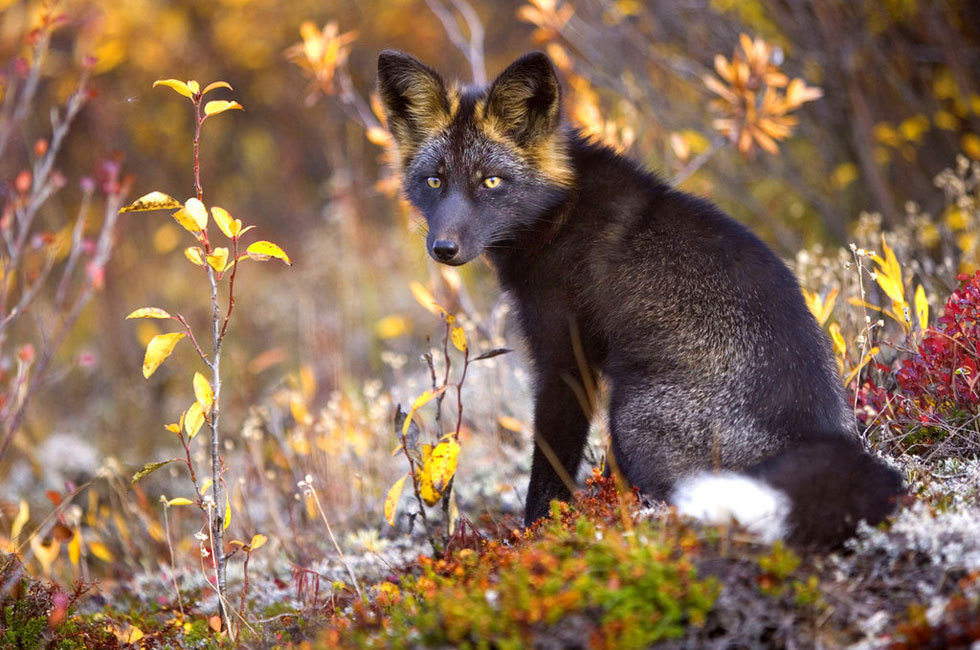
left=68, top=529, right=81, bottom=567
left=143, top=333, right=186, bottom=378
left=89, top=541, right=113, bottom=562
left=402, top=386, right=447, bottom=437
left=125, top=626, right=144, bottom=643
left=200, top=478, right=214, bottom=495
left=224, top=493, right=231, bottom=530
left=206, top=247, right=229, bottom=272
left=193, top=372, right=213, bottom=409
left=172, top=207, right=202, bottom=234
left=184, top=198, right=208, bottom=230
left=11, top=500, right=28, bottom=542
left=204, top=100, right=244, bottom=116
left=845, top=346, right=880, bottom=386
left=126, top=307, right=172, bottom=320
left=185, top=246, right=205, bottom=266
left=186, top=80, right=200, bottom=95
left=419, top=445, right=440, bottom=505
left=119, top=191, right=181, bottom=213
left=249, top=533, right=268, bottom=550
left=164, top=423, right=180, bottom=434
left=450, top=325, right=467, bottom=352
left=246, top=240, right=291, bottom=265
left=153, top=79, right=193, bottom=98
left=429, top=439, right=460, bottom=493
left=202, top=81, right=233, bottom=95
left=167, top=497, right=193, bottom=506
left=210, top=206, right=236, bottom=239
left=185, top=401, right=205, bottom=439
left=409, top=281, right=448, bottom=316
left=915, top=284, right=929, bottom=331
left=384, top=474, right=408, bottom=526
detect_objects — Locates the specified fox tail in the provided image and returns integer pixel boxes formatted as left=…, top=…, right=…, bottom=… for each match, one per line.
left=670, top=437, right=904, bottom=548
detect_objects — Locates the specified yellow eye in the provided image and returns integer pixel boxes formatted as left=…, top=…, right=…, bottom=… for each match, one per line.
left=483, top=176, right=502, bottom=189
left=426, top=177, right=441, bottom=189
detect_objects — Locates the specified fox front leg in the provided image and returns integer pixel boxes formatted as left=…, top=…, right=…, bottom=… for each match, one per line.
left=524, top=373, right=591, bottom=526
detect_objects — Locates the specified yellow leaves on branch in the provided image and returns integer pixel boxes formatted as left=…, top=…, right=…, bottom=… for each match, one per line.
left=450, top=325, right=467, bottom=352
left=185, top=401, right=205, bottom=439
left=153, top=79, right=237, bottom=101
left=204, top=100, right=243, bottom=116
left=185, top=247, right=205, bottom=266
left=173, top=198, right=208, bottom=234
left=119, top=191, right=181, bottom=213
left=167, top=497, right=193, bottom=506
left=211, top=206, right=243, bottom=239
left=142, top=332, right=185, bottom=378
left=246, top=240, right=291, bottom=265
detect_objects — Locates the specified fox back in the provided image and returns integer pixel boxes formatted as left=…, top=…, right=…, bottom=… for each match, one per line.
left=378, top=50, right=904, bottom=547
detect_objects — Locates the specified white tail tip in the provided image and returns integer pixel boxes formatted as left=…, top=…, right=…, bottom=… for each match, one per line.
left=671, top=472, right=791, bottom=543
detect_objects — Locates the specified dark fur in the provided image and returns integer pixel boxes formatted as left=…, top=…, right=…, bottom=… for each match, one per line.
left=378, top=50, right=905, bottom=547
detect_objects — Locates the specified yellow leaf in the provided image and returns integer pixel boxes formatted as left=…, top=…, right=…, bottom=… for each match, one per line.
left=450, top=325, right=467, bottom=352
left=185, top=246, right=205, bottom=266
left=185, top=401, right=205, bottom=439
left=31, top=538, right=60, bottom=576
left=845, top=347, right=880, bottom=386
left=224, top=493, right=231, bottom=530
left=409, top=281, right=448, bottom=316
left=828, top=323, right=846, bottom=358
left=89, top=540, right=114, bottom=562
left=915, top=284, right=929, bottom=331
left=249, top=533, right=268, bottom=550
left=124, top=626, right=144, bottom=643
left=193, top=372, right=214, bottom=409
left=153, top=79, right=194, bottom=98
left=11, top=500, right=28, bottom=542
left=210, top=207, right=237, bottom=239
left=384, top=474, right=408, bottom=526
left=167, top=497, right=194, bottom=506
left=186, top=80, right=200, bottom=95
left=184, top=198, right=208, bottom=230
left=200, top=478, right=214, bottom=495
left=802, top=288, right=837, bottom=327
left=172, top=207, right=202, bottom=234
left=68, top=529, right=81, bottom=567
left=202, top=81, right=233, bottom=95
left=143, top=333, right=186, bottom=378
left=206, top=247, right=229, bottom=272
left=164, top=423, right=180, bottom=434
left=403, top=387, right=447, bottom=437
left=204, top=100, right=244, bottom=116
left=126, top=307, right=172, bottom=320
left=119, top=191, right=181, bottom=213
left=246, top=240, right=292, bottom=265
left=429, top=439, right=460, bottom=493
left=871, top=236, right=905, bottom=305
left=419, top=445, right=440, bottom=505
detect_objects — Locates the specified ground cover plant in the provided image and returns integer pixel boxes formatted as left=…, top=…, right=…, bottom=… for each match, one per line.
left=1, top=0, right=979, bottom=647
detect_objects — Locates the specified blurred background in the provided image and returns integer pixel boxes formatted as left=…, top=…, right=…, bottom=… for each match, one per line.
left=1, top=0, right=979, bottom=582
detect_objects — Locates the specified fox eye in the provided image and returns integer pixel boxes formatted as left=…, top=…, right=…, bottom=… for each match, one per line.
left=483, top=176, right=502, bottom=189
left=426, top=176, right=442, bottom=189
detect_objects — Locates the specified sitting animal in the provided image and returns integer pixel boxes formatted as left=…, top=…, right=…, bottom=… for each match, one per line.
left=377, top=49, right=904, bottom=547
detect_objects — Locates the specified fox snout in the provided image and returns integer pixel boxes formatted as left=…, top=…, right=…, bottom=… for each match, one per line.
left=430, top=239, right=459, bottom=263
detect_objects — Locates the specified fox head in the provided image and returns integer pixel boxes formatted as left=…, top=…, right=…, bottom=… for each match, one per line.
left=377, top=50, right=573, bottom=265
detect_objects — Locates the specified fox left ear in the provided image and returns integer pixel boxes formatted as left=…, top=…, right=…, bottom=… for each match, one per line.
left=484, top=52, right=562, bottom=145
left=377, top=50, right=452, bottom=162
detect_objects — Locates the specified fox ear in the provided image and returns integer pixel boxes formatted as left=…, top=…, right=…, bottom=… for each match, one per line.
left=484, top=52, right=561, bottom=145
left=377, top=50, right=451, bottom=160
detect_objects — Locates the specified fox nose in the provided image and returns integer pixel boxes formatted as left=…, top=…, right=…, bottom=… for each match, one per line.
left=431, top=240, right=459, bottom=262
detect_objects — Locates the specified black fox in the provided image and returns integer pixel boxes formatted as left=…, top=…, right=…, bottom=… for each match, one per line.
left=377, top=50, right=904, bottom=547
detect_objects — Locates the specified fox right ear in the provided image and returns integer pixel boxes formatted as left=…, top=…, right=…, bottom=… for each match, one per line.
left=377, top=50, right=451, bottom=163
